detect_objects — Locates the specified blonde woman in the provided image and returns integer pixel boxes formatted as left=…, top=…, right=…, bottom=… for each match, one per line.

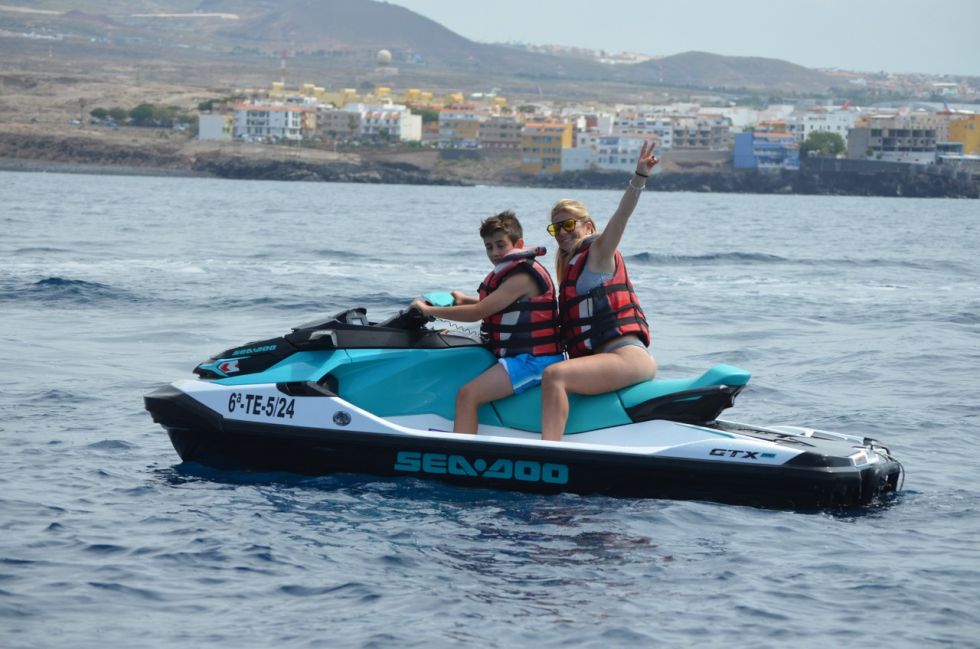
left=541, top=140, right=659, bottom=441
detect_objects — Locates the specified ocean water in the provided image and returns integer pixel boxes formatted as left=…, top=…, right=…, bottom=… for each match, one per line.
left=1, top=170, right=978, bottom=648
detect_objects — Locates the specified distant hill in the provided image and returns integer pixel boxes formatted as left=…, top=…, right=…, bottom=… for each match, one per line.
left=204, top=0, right=473, bottom=57
left=199, top=0, right=610, bottom=80
left=1, top=0, right=839, bottom=94
left=629, top=51, right=836, bottom=93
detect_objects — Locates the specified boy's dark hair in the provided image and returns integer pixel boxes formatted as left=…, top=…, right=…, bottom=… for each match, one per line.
left=480, top=210, right=523, bottom=243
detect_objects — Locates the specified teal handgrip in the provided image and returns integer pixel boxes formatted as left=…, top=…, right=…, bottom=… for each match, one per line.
left=422, top=291, right=455, bottom=307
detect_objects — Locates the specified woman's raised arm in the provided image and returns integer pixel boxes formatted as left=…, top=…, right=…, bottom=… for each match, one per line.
left=589, top=140, right=659, bottom=270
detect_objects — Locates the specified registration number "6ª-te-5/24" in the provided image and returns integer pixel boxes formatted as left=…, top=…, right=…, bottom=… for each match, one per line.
left=227, top=392, right=296, bottom=419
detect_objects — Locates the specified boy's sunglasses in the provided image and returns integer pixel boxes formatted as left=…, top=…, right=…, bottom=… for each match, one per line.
left=547, top=218, right=579, bottom=236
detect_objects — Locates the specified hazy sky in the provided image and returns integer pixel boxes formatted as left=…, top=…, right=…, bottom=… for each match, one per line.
left=387, top=0, right=979, bottom=77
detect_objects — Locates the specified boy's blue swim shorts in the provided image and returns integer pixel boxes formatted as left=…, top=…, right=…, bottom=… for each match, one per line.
left=499, top=353, right=565, bottom=394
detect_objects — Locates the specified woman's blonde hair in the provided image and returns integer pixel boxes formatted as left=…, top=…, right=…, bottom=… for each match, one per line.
left=550, top=199, right=596, bottom=280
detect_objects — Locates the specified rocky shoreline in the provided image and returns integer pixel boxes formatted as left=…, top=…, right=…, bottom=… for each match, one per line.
left=190, top=151, right=466, bottom=185
left=1, top=132, right=976, bottom=198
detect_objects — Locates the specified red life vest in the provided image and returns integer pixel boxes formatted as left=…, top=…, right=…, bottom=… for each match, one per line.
left=559, top=239, right=650, bottom=358
left=477, top=247, right=562, bottom=358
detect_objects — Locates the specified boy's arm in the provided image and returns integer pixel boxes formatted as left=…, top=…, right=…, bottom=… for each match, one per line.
left=411, top=273, right=537, bottom=323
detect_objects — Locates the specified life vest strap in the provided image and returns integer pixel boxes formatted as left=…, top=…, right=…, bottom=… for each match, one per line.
left=563, top=316, right=649, bottom=347
left=490, top=333, right=562, bottom=347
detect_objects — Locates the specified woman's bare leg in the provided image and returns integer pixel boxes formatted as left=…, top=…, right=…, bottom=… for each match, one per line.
left=541, top=346, right=656, bottom=441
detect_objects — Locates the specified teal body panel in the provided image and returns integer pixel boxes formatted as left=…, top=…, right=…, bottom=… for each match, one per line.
left=214, top=351, right=352, bottom=386
left=335, top=348, right=499, bottom=424
left=211, top=347, right=750, bottom=434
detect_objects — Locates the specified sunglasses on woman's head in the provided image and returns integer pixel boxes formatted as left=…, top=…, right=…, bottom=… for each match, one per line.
left=547, top=218, right=579, bottom=236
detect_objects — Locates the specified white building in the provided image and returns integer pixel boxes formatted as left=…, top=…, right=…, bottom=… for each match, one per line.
left=595, top=136, right=662, bottom=173
left=233, top=104, right=311, bottom=141
left=198, top=114, right=232, bottom=141
left=801, top=110, right=858, bottom=144
left=613, top=114, right=674, bottom=149
left=361, top=109, right=422, bottom=142
left=561, top=146, right=596, bottom=172
left=712, top=106, right=761, bottom=132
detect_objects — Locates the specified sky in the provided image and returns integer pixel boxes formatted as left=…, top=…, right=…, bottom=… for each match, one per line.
left=386, top=0, right=979, bottom=77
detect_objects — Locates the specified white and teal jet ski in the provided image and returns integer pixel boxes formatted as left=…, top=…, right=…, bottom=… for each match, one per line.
left=144, top=302, right=903, bottom=509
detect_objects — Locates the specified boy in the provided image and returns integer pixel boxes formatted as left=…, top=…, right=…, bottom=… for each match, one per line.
left=410, top=211, right=564, bottom=434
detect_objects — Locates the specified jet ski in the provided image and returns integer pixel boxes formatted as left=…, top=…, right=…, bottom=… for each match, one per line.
left=144, top=302, right=903, bottom=509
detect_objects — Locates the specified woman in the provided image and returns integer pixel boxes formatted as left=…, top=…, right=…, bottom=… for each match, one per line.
left=540, top=140, right=659, bottom=441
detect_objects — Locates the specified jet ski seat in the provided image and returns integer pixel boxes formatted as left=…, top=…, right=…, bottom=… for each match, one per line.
left=491, top=364, right=751, bottom=434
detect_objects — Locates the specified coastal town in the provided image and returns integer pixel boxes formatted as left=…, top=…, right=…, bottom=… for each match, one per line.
left=190, top=66, right=980, bottom=178
left=1, top=2, right=977, bottom=196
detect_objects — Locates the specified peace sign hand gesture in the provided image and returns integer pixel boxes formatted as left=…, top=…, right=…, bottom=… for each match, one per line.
left=636, top=140, right=660, bottom=176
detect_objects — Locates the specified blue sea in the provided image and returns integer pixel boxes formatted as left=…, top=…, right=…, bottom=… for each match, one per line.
left=1, top=170, right=978, bottom=648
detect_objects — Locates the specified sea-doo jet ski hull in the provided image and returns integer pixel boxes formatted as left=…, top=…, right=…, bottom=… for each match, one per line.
left=144, top=307, right=903, bottom=509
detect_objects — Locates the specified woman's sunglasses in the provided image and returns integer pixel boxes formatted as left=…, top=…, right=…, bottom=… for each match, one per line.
left=547, top=218, right=579, bottom=236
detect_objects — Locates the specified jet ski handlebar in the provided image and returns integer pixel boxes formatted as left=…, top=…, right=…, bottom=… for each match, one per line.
left=376, top=307, right=433, bottom=330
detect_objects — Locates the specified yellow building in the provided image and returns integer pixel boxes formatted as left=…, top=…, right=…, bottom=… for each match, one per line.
left=520, top=121, right=572, bottom=174
left=438, top=104, right=485, bottom=148
left=948, top=114, right=980, bottom=154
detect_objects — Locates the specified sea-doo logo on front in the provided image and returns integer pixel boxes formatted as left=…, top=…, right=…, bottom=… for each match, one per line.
left=394, top=451, right=568, bottom=485
left=232, top=344, right=277, bottom=357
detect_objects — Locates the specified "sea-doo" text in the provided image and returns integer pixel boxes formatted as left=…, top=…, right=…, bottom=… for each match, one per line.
left=394, top=451, right=568, bottom=485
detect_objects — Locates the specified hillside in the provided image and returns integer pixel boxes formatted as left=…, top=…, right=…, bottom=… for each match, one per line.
left=630, top=51, right=836, bottom=93
left=0, top=0, right=839, bottom=94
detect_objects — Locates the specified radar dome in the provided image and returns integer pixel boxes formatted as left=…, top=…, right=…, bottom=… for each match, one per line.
left=377, top=49, right=392, bottom=65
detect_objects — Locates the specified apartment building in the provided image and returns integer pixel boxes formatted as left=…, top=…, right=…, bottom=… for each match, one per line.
left=672, top=115, right=730, bottom=150
left=318, top=108, right=362, bottom=140
left=846, top=112, right=950, bottom=163
left=360, top=108, right=422, bottom=142
left=595, top=136, right=661, bottom=173
left=233, top=104, right=316, bottom=142
left=438, top=104, right=486, bottom=148
left=613, top=114, right=674, bottom=149
left=733, top=131, right=800, bottom=170
left=318, top=104, right=421, bottom=142
left=520, top=121, right=572, bottom=174
left=948, top=114, right=980, bottom=154
left=801, top=111, right=857, bottom=144
left=479, top=114, right=522, bottom=154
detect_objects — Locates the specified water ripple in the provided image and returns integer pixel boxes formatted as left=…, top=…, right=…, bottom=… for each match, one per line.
left=2, top=174, right=979, bottom=648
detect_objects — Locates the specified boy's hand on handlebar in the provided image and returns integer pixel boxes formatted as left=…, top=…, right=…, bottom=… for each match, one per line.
left=409, top=298, right=431, bottom=315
